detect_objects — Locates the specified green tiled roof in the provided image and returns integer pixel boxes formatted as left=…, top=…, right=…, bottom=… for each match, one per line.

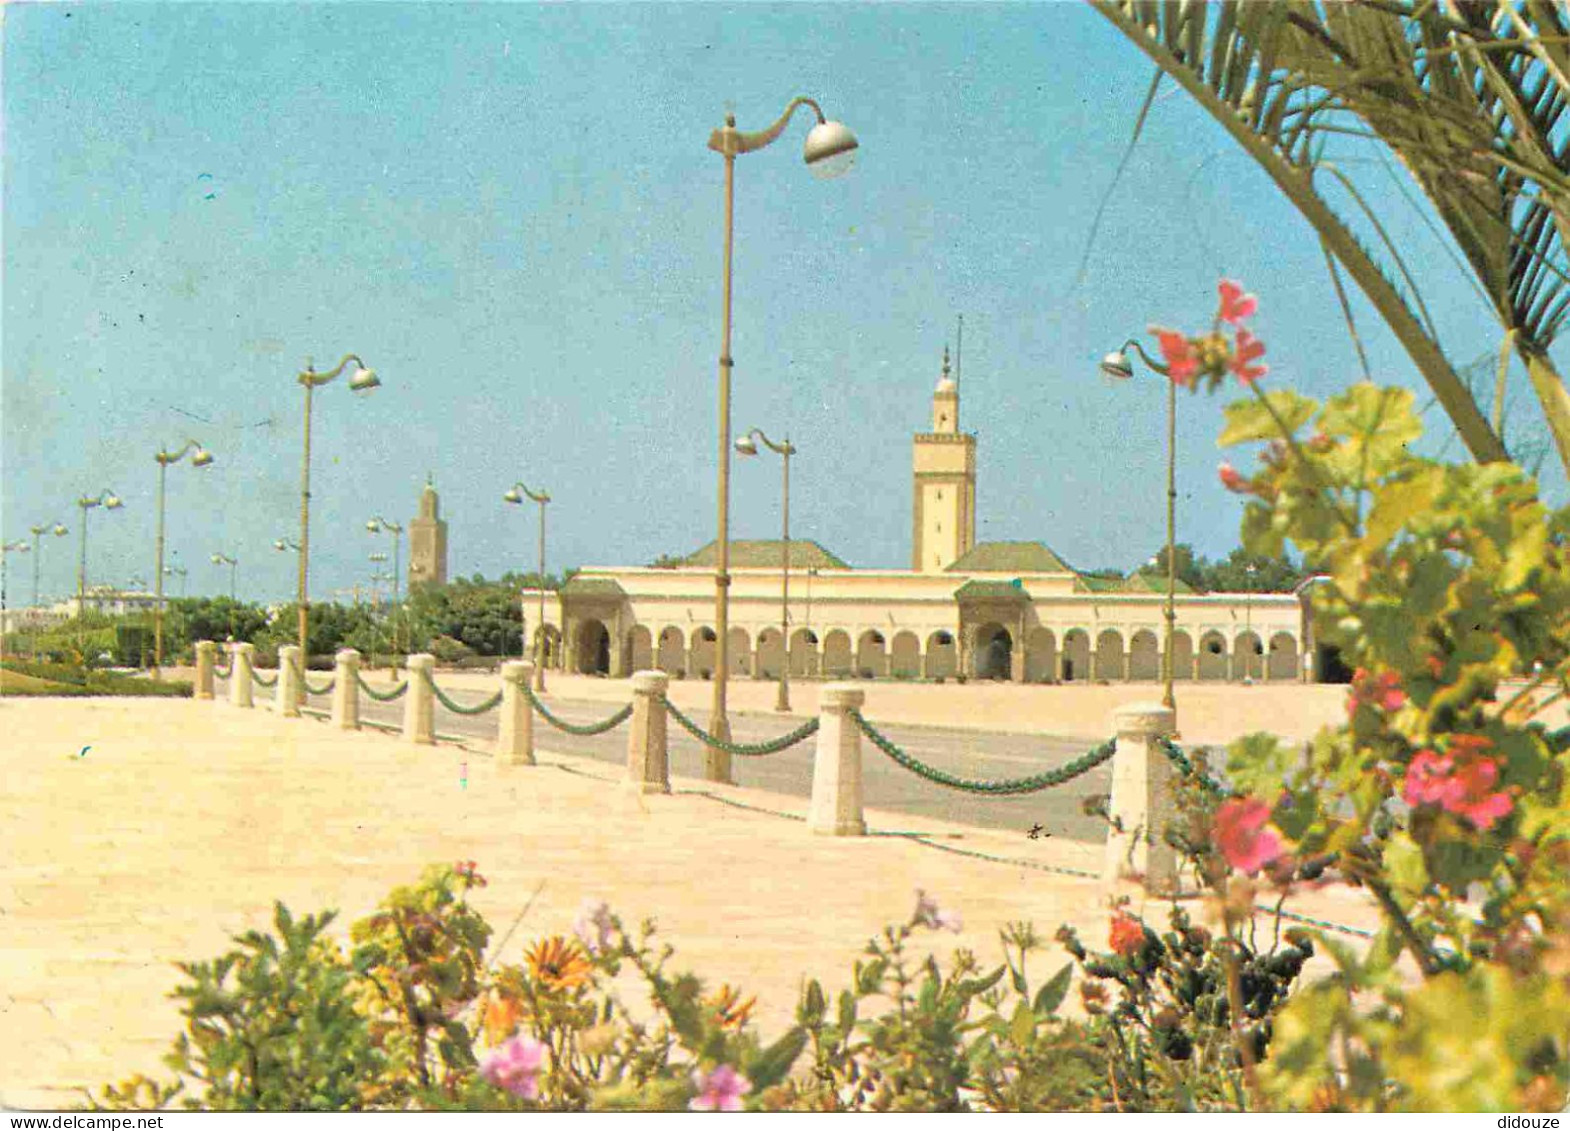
left=560, top=577, right=627, bottom=598
left=946, top=541, right=1072, bottom=574
left=954, top=579, right=1031, bottom=601
left=678, top=540, right=850, bottom=569
left=1074, top=572, right=1196, bottom=595
left=1075, top=574, right=1125, bottom=593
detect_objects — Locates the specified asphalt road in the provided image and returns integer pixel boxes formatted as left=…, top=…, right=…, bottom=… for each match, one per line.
left=304, top=686, right=1113, bottom=842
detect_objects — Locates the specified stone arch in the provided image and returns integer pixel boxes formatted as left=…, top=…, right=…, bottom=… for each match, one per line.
left=974, top=622, right=1013, bottom=681
left=727, top=626, right=751, bottom=676
left=1169, top=630, right=1195, bottom=682
left=822, top=629, right=853, bottom=677
left=924, top=630, right=957, bottom=678
left=789, top=628, right=819, bottom=677
left=1095, top=629, right=1124, bottom=681
left=856, top=629, right=888, bottom=678
left=755, top=627, right=785, bottom=679
left=1198, top=630, right=1228, bottom=681
left=575, top=618, right=610, bottom=675
left=1025, top=627, right=1056, bottom=683
left=656, top=626, right=685, bottom=675
left=627, top=625, right=653, bottom=673
left=1234, top=630, right=1264, bottom=682
left=890, top=631, right=921, bottom=678
left=690, top=627, right=717, bottom=679
left=532, top=624, right=562, bottom=670
left=1268, top=631, right=1298, bottom=681
left=1061, top=629, right=1091, bottom=682
left=1129, top=629, right=1160, bottom=681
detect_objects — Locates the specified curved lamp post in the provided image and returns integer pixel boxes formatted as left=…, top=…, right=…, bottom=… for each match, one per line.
left=366, top=517, right=404, bottom=655
left=76, top=489, right=124, bottom=654
left=211, top=552, right=239, bottom=640
left=705, top=95, right=857, bottom=779
left=153, top=439, right=214, bottom=676
left=294, top=354, right=379, bottom=679
left=28, top=521, right=68, bottom=657
left=2, top=540, right=29, bottom=653
left=1101, top=341, right=1178, bottom=715
left=503, top=482, right=550, bottom=692
left=735, top=428, right=796, bottom=712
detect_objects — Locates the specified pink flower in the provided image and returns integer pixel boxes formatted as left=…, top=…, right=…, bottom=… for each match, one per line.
left=1346, top=668, right=1406, bottom=718
left=1228, top=328, right=1269, bottom=385
left=1217, top=278, right=1259, bottom=325
left=1213, top=797, right=1286, bottom=874
left=572, top=898, right=615, bottom=955
left=1108, top=913, right=1144, bottom=957
left=913, top=889, right=963, bottom=933
left=690, top=1064, right=752, bottom=1112
left=1219, top=462, right=1248, bottom=493
left=1403, top=747, right=1514, bottom=831
left=1152, top=327, right=1200, bottom=385
left=481, top=1036, right=546, bottom=1100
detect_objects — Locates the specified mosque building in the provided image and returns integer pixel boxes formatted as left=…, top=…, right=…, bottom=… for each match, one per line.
left=432, top=353, right=1318, bottom=684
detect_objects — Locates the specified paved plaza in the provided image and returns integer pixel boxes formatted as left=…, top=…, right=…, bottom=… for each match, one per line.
left=2, top=680, right=1388, bottom=1110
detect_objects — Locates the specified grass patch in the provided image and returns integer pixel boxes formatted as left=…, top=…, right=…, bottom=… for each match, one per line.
left=0, top=658, right=191, bottom=698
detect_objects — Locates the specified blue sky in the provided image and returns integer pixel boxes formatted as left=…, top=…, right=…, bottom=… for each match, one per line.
left=3, top=1, right=1556, bottom=603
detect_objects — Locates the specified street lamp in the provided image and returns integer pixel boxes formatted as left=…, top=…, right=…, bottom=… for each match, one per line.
left=153, top=439, right=214, bottom=676
left=366, top=517, right=404, bottom=655
left=705, top=95, right=857, bottom=778
left=2, top=541, right=29, bottom=654
left=76, top=489, right=125, bottom=644
left=1101, top=340, right=1178, bottom=715
left=735, top=428, right=796, bottom=712
left=211, top=552, right=239, bottom=640
left=293, top=354, right=379, bottom=679
left=503, top=482, right=550, bottom=692
left=1243, top=562, right=1259, bottom=686
left=28, top=521, right=67, bottom=657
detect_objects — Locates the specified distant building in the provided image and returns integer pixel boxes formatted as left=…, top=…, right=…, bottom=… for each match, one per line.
left=408, top=478, right=449, bottom=588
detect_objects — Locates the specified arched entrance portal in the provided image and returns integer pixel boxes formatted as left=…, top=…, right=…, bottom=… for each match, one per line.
left=925, top=631, right=957, bottom=678
left=975, top=623, right=1013, bottom=681
left=575, top=619, right=610, bottom=675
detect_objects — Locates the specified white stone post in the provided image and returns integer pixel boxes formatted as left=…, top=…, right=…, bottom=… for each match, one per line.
left=332, top=648, right=361, bottom=730
left=498, top=661, right=535, bottom=765
left=625, top=670, right=670, bottom=794
left=1102, top=702, right=1179, bottom=895
left=230, top=642, right=255, bottom=709
left=809, top=683, right=868, bottom=836
left=404, top=653, right=435, bottom=745
left=277, top=645, right=302, bottom=718
left=195, top=640, right=216, bottom=701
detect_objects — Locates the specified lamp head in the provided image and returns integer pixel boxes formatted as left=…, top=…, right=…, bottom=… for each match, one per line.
left=348, top=366, right=380, bottom=395
left=211, top=554, right=224, bottom=565
left=503, top=487, right=523, bottom=505
left=53, top=524, right=68, bottom=536
left=104, top=494, right=123, bottom=510
left=273, top=539, right=288, bottom=552
left=1099, top=351, right=1134, bottom=381
left=803, top=119, right=858, bottom=180
left=191, top=447, right=214, bottom=468
left=733, top=435, right=758, bottom=456
left=366, top=519, right=382, bottom=533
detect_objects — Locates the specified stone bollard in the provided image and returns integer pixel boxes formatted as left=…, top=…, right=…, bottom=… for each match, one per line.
left=1102, top=703, right=1179, bottom=895
left=195, top=640, right=216, bottom=701
left=277, top=645, right=303, bottom=719
left=332, top=649, right=361, bottom=730
left=808, top=684, right=868, bottom=836
left=230, top=642, right=256, bottom=709
left=403, top=654, right=436, bottom=745
left=497, top=662, right=536, bottom=766
left=625, top=670, right=670, bottom=794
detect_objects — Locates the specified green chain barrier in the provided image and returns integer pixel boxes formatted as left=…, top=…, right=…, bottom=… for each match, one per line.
left=851, top=708, right=1116, bottom=795
left=421, top=669, right=503, bottom=716
left=303, top=673, right=336, bottom=697
left=523, top=683, right=632, bottom=736
left=356, top=671, right=410, bottom=702
left=1156, top=736, right=1227, bottom=796
left=213, top=660, right=233, bottom=680
left=662, top=695, right=820, bottom=756
left=251, top=668, right=279, bottom=688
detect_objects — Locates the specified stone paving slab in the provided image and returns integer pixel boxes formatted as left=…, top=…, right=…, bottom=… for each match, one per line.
left=1, top=694, right=1382, bottom=1111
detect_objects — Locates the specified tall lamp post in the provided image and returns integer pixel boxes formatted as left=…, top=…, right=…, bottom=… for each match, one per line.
left=503, top=482, right=550, bottom=692
left=153, top=439, right=214, bottom=676
left=28, top=522, right=68, bottom=657
left=293, top=354, right=379, bottom=677
left=2, top=541, right=29, bottom=653
left=705, top=95, right=858, bottom=777
left=734, top=428, right=796, bottom=712
left=1101, top=341, right=1178, bottom=716
left=366, top=517, right=404, bottom=655
left=211, top=552, right=239, bottom=640
left=76, top=489, right=125, bottom=651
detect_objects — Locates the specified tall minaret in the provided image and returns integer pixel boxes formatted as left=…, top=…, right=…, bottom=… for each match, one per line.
left=408, top=475, right=449, bottom=588
left=911, top=347, right=977, bottom=572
